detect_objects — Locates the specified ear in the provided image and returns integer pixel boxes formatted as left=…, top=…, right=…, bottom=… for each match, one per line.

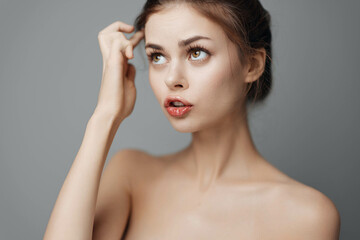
left=244, top=48, right=266, bottom=83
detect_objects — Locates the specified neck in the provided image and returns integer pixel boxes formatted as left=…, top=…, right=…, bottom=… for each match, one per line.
left=184, top=107, right=262, bottom=191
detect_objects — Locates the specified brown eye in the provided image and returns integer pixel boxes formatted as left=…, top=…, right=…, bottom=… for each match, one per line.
left=191, top=50, right=200, bottom=58
left=149, top=53, right=166, bottom=65
left=188, top=49, right=209, bottom=62
left=153, top=54, right=161, bottom=62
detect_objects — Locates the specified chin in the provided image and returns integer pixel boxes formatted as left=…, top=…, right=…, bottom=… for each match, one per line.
left=160, top=106, right=200, bottom=133
left=168, top=118, right=199, bottom=133
left=167, top=114, right=220, bottom=133
left=162, top=106, right=228, bottom=133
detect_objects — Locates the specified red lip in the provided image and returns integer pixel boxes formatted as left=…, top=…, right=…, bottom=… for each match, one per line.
left=164, top=96, right=193, bottom=107
left=164, top=96, right=194, bottom=117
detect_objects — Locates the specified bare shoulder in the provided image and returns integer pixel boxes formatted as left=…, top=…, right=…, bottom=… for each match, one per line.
left=111, top=148, right=157, bottom=170
left=113, top=148, right=149, bottom=159
left=275, top=180, right=341, bottom=239
left=111, top=148, right=165, bottom=179
left=257, top=159, right=341, bottom=238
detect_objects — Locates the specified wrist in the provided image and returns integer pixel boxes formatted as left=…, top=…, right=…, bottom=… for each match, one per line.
left=89, top=110, right=123, bottom=129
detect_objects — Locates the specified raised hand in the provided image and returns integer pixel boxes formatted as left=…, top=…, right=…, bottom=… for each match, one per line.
left=95, top=21, right=144, bottom=123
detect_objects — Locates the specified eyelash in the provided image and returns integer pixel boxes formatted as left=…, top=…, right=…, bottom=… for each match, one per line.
left=147, top=44, right=212, bottom=65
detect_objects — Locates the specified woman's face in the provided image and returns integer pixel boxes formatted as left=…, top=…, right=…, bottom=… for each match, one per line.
left=144, top=3, right=248, bottom=133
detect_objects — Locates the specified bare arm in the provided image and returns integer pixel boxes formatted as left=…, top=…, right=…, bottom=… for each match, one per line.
left=43, top=113, right=121, bottom=240
left=92, top=149, right=136, bottom=239
left=43, top=21, right=144, bottom=240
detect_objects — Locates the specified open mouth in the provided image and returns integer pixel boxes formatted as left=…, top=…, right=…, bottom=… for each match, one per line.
left=164, top=96, right=193, bottom=108
left=165, top=102, right=193, bottom=117
left=164, top=96, right=193, bottom=117
left=170, top=101, right=188, bottom=107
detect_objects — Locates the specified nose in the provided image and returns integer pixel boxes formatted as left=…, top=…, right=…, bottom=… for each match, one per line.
left=164, top=60, right=188, bottom=90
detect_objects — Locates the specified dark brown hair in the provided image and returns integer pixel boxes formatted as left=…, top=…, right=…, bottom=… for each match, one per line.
left=134, top=0, right=272, bottom=104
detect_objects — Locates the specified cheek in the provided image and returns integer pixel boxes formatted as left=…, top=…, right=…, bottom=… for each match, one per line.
left=191, top=59, right=242, bottom=109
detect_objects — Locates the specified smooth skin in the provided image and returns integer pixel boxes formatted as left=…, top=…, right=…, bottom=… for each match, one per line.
left=44, top=3, right=341, bottom=240
left=43, top=21, right=144, bottom=239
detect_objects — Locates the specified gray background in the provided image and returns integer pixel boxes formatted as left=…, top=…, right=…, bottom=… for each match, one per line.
left=0, top=0, right=359, bottom=239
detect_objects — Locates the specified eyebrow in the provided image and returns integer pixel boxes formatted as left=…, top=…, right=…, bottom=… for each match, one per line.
left=145, top=35, right=211, bottom=51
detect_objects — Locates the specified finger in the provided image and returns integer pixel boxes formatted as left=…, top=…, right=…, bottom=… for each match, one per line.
left=103, top=32, right=128, bottom=48
left=108, top=39, right=125, bottom=78
left=98, top=32, right=127, bottom=51
left=99, top=21, right=134, bottom=34
left=114, top=40, right=132, bottom=59
left=129, top=30, right=145, bottom=49
left=104, top=32, right=133, bottom=57
left=106, top=31, right=127, bottom=41
left=126, top=44, right=133, bottom=59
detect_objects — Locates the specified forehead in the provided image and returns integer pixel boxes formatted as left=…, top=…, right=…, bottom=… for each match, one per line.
left=144, top=3, right=227, bottom=44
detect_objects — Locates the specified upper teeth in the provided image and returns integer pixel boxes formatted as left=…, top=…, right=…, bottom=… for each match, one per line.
left=172, top=101, right=185, bottom=107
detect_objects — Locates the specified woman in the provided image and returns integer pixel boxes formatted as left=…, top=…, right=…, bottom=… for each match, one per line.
left=44, top=0, right=341, bottom=239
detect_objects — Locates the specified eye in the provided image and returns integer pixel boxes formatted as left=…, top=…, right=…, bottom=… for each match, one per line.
left=187, top=44, right=211, bottom=63
left=149, top=53, right=166, bottom=65
left=190, top=49, right=207, bottom=61
left=146, top=44, right=212, bottom=65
